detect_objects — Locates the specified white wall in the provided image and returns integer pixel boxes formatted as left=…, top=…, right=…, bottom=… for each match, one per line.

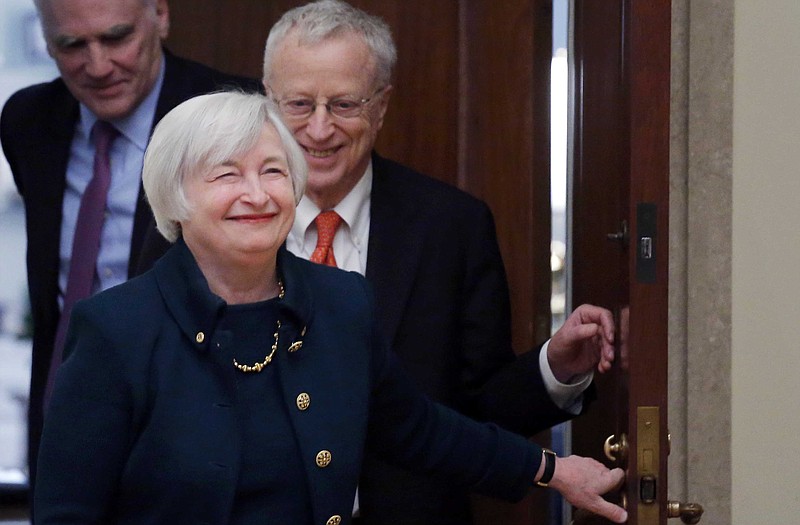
left=732, top=1, right=800, bottom=522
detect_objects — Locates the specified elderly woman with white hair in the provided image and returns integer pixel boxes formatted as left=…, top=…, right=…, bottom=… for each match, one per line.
left=34, top=91, right=626, bottom=525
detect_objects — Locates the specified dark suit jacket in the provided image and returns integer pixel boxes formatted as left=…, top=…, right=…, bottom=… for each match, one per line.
left=135, top=153, right=586, bottom=524
left=0, top=50, right=260, bottom=489
left=35, top=240, right=543, bottom=525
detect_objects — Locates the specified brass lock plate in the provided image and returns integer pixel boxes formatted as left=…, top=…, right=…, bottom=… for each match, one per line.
left=638, top=406, right=660, bottom=523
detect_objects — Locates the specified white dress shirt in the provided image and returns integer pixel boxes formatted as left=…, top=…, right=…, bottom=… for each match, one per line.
left=287, top=164, right=372, bottom=274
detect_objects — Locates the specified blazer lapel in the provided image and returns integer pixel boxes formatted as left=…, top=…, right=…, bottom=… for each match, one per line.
left=365, top=155, right=426, bottom=344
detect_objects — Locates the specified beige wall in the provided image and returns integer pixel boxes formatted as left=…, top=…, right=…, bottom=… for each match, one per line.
left=731, top=0, right=800, bottom=522
left=672, top=1, right=800, bottom=524
left=670, top=0, right=733, bottom=523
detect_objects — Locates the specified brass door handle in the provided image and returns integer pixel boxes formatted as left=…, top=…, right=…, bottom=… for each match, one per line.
left=603, top=433, right=629, bottom=464
left=668, top=501, right=704, bottom=524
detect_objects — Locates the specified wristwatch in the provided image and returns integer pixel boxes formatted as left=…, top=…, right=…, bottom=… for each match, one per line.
left=535, top=448, right=557, bottom=487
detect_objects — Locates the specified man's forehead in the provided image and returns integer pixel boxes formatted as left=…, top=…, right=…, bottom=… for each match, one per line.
left=40, top=0, right=148, bottom=38
left=270, top=32, right=379, bottom=91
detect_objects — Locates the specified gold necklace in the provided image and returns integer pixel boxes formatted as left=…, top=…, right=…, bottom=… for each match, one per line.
left=232, top=279, right=285, bottom=373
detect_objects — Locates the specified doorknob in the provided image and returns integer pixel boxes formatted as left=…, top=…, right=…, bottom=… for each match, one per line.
left=667, top=500, right=704, bottom=524
left=603, top=433, right=628, bottom=464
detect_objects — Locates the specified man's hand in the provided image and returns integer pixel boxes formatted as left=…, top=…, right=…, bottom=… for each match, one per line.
left=547, top=304, right=616, bottom=383
left=548, top=455, right=628, bottom=523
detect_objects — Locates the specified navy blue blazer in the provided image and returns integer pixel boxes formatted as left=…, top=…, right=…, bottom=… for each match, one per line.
left=35, top=241, right=542, bottom=525
left=0, top=50, right=260, bottom=487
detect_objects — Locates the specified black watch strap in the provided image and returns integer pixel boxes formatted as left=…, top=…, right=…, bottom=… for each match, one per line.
left=535, top=448, right=557, bottom=487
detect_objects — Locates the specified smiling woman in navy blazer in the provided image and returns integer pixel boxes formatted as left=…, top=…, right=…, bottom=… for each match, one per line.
left=34, top=92, right=627, bottom=525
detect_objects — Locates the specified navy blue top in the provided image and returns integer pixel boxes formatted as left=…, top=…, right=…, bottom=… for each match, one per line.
left=220, top=299, right=312, bottom=524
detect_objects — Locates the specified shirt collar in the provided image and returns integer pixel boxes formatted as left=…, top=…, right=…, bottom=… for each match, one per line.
left=292, top=160, right=373, bottom=238
left=77, top=56, right=166, bottom=150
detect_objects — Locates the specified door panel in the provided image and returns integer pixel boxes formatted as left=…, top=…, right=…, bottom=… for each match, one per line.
left=570, top=0, right=629, bottom=471
left=625, top=1, right=672, bottom=521
left=571, top=1, right=674, bottom=524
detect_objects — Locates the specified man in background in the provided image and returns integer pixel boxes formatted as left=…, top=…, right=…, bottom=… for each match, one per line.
left=0, top=0, right=258, bottom=492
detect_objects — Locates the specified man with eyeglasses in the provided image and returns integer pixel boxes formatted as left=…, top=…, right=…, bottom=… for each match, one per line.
left=134, top=1, right=621, bottom=523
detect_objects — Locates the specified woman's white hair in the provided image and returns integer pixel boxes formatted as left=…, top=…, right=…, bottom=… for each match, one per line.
left=142, top=91, right=307, bottom=242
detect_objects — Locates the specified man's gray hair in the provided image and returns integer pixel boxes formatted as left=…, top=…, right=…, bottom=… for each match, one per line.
left=263, top=0, right=397, bottom=89
left=142, top=91, right=308, bottom=243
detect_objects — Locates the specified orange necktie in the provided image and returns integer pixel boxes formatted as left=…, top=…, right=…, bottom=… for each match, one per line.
left=309, top=211, right=342, bottom=267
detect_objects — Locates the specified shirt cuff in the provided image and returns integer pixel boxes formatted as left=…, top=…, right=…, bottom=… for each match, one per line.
left=539, top=339, right=593, bottom=414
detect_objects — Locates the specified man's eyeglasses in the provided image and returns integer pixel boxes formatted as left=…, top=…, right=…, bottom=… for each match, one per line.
left=273, top=87, right=385, bottom=119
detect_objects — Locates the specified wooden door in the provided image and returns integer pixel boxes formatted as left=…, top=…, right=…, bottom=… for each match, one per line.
left=571, top=1, right=675, bottom=524
left=166, top=1, right=553, bottom=524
